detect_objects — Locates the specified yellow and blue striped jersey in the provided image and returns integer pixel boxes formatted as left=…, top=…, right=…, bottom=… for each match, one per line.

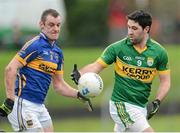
left=15, top=32, right=64, bottom=104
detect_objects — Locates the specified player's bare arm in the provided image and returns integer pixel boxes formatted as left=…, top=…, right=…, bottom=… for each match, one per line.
left=0, top=58, right=23, bottom=117
left=53, top=73, right=93, bottom=111
left=5, top=57, right=23, bottom=100
left=80, top=61, right=105, bottom=75
left=52, top=74, right=78, bottom=98
left=156, top=73, right=171, bottom=101
left=147, top=72, right=170, bottom=120
left=71, top=61, right=105, bottom=86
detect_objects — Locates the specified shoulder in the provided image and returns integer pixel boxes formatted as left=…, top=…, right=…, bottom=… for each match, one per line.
left=149, top=39, right=167, bottom=53
left=110, top=37, right=127, bottom=47
left=149, top=39, right=169, bottom=62
left=149, top=39, right=165, bottom=50
left=21, top=35, right=41, bottom=51
left=105, top=37, right=127, bottom=51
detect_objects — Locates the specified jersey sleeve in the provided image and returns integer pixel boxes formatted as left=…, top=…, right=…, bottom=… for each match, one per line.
left=157, top=49, right=170, bottom=74
left=97, top=44, right=116, bottom=67
left=15, top=42, right=39, bottom=66
left=55, top=51, right=64, bottom=75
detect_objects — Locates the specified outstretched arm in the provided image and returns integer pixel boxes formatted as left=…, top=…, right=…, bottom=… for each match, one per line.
left=71, top=61, right=105, bottom=85
left=52, top=74, right=93, bottom=111
left=79, top=61, right=105, bottom=75
left=52, top=74, right=78, bottom=97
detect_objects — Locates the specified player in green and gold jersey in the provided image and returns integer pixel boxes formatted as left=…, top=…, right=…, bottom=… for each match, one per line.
left=71, top=10, right=170, bottom=132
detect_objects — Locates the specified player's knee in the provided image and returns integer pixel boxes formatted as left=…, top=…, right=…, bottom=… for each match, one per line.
left=24, top=127, right=43, bottom=132
left=114, top=123, right=125, bottom=132
left=142, top=126, right=154, bottom=132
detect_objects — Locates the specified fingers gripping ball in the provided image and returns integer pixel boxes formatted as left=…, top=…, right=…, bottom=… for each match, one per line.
left=78, top=72, right=103, bottom=98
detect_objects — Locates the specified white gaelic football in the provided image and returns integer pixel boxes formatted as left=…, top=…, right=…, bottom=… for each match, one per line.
left=78, top=72, right=103, bottom=98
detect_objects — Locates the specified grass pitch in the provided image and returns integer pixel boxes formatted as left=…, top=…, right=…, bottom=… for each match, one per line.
left=0, top=114, right=180, bottom=131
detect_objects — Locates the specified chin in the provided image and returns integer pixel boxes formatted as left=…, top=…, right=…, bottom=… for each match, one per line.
left=130, top=39, right=135, bottom=44
left=50, top=37, right=58, bottom=41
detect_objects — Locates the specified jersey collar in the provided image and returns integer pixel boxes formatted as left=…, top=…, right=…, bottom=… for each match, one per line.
left=39, top=32, right=57, bottom=47
left=40, top=32, right=48, bottom=40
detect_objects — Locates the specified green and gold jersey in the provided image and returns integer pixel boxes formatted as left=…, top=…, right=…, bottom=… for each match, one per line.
left=97, top=37, right=170, bottom=107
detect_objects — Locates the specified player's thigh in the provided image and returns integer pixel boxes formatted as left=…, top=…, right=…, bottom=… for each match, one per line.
left=8, top=97, right=43, bottom=131
left=109, top=101, right=151, bottom=132
left=109, top=100, right=132, bottom=132
left=126, top=113, right=152, bottom=132
left=39, top=104, right=53, bottom=132
left=43, top=126, right=54, bottom=132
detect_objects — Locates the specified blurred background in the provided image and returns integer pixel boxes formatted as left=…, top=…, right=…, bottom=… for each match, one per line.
left=0, top=0, right=180, bottom=131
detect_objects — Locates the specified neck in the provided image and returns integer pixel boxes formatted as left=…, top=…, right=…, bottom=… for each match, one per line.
left=41, top=32, right=55, bottom=46
left=49, top=40, right=55, bottom=46
left=136, top=34, right=149, bottom=49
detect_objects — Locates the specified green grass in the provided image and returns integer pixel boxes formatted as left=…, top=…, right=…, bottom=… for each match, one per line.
left=0, top=114, right=180, bottom=131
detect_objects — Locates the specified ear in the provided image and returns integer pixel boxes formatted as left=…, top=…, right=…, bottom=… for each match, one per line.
left=39, top=21, right=44, bottom=30
left=144, top=26, right=150, bottom=33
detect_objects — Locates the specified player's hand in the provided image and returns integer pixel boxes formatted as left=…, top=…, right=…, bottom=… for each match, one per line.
left=147, top=99, right=161, bottom=120
left=77, top=92, right=93, bottom=112
left=0, top=98, right=14, bottom=117
left=71, top=64, right=81, bottom=85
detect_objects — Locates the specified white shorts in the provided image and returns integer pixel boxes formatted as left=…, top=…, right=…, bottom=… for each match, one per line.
left=109, top=100, right=150, bottom=132
left=8, top=97, right=53, bottom=132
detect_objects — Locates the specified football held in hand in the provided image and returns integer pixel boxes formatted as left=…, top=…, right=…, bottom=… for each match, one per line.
left=78, top=72, right=103, bottom=98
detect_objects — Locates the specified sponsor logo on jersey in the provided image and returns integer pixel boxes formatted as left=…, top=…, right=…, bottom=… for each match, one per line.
left=135, top=56, right=145, bottom=60
left=147, top=57, right=154, bottom=66
left=115, top=58, right=157, bottom=83
left=123, top=56, right=132, bottom=61
left=39, top=63, right=56, bottom=74
left=28, top=59, right=58, bottom=74
left=122, top=66, right=155, bottom=80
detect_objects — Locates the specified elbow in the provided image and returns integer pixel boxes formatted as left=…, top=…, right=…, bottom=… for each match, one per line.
left=54, top=84, right=63, bottom=95
left=164, top=81, right=171, bottom=93
left=5, top=65, right=16, bottom=76
left=168, top=82, right=171, bottom=91
left=5, top=65, right=10, bottom=73
left=167, top=78, right=171, bottom=90
left=54, top=85, right=68, bottom=96
left=5, top=65, right=13, bottom=75
left=54, top=84, right=60, bottom=93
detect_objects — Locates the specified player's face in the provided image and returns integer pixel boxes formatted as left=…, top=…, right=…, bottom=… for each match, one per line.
left=40, top=15, right=61, bottom=42
left=127, top=19, right=147, bottom=45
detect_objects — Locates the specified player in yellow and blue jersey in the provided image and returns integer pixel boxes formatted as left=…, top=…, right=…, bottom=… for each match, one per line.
left=0, top=9, right=92, bottom=132
left=71, top=10, right=171, bottom=132
left=14, top=32, right=65, bottom=104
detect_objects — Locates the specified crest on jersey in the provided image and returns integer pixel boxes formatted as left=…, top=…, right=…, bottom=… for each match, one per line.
left=147, top=57, right=154, bottom=66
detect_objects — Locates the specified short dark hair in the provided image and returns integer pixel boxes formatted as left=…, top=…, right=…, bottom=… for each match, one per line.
left=127, top=10, right=152, bottom=29
left=41, top=9, right=60, bottom=22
